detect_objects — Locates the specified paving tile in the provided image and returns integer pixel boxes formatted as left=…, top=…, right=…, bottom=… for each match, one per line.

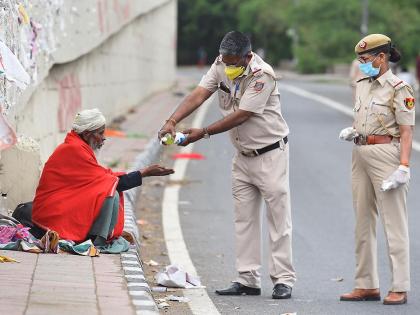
left=26, top=302, right=98, bottom=315
left=100, top=306, right=135, bottom=315
left=0, top=304, right=27, bottom=315
left=30, top=279, right=95, bottom=289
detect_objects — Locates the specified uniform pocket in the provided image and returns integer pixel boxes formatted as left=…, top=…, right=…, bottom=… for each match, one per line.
left=368, top=100, right=394, bottom=128
left=371, top=102, right=391, bottom=116
left=218, top=89, right=231, bottom=109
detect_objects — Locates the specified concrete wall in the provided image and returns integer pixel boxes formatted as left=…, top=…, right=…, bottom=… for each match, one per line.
left=0, top=0, right=177, bottom=209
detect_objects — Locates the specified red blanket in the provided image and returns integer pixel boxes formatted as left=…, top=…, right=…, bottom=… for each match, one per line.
left=32, top=131, right=124, bottom=242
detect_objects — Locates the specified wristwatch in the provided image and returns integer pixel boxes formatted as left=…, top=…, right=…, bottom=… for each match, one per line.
left=203, top=127, right=210, bottom=139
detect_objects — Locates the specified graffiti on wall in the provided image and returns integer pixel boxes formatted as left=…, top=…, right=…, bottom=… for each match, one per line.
left=97, top=0, right=132, bottom=34
left=57, top=73, right=81, bottom=132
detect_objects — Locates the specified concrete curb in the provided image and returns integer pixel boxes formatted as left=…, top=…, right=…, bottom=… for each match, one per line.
left=121, top=138, right=162, bottom=314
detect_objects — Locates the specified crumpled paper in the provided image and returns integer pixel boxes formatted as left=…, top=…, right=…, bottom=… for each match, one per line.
left=155, top=264, right=203, bottom=288
left=0, top=40, right=30, bottom=89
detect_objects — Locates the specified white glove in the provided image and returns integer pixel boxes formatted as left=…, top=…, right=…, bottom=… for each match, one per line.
left=380, top=165, right=410, bottom=191
left=339, top=127, right=358, bottom=141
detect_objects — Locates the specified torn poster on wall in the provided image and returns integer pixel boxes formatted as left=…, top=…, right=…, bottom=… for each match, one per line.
left=0, top=39, right=29, bottom=150
left=0, top=0, right=65, bottom=151
left=0, top=40, right=30, bottom=89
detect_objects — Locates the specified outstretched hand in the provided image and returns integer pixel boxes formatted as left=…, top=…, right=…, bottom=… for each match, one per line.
left=140, top=164, right=174, bottom=177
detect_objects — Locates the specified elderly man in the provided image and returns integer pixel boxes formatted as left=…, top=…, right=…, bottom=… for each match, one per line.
left=31, top=108, right=173, bottom=249
left=159, top=31, right=296, bottom=299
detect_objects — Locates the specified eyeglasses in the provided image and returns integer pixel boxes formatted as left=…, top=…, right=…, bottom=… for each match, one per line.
left=357, top=54, right=379, bottom=64
left=221, top=55, right=246, bottom=67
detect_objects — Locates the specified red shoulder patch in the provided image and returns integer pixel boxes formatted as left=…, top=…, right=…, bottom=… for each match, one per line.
left=404, top=98, right=415, bottom=110
left=254, top=81, right=264, bottom=91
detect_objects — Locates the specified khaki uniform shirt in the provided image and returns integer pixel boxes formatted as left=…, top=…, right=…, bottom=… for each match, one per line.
left=198, top=53, right=289, bottom=152
left=354, top=69, right=415, bottom=137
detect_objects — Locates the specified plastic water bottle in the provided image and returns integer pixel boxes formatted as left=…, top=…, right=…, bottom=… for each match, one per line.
left=161, top=132, right=186, bottom=145
left=0, top=193, right=7, bottom=216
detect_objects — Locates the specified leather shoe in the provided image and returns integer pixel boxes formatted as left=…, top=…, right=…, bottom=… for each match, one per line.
left=215, top=282, right=261, bottom=296
left=340, top=288, right=380, bottom=301
left=383, top=291, right=407, bottom=305
left=272, top=283, right=292, bottom=299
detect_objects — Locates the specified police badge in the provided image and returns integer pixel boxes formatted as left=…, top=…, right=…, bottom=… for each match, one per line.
left=404, top=97, right=415, bottom=110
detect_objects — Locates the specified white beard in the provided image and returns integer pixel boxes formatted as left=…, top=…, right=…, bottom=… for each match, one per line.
left=88, top=139, right=100, bottom=157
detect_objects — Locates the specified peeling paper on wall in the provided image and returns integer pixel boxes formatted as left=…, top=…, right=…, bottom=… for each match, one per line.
left=0, top=40, right=30, bottom=89
left=0, top=107, right=17, bottom=151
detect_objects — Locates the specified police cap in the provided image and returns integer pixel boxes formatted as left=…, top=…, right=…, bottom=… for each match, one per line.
left=355, top=34, right=391, bottom=55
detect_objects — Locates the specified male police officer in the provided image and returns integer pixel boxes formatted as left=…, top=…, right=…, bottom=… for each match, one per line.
left=159, top=31, right=296, bottom=299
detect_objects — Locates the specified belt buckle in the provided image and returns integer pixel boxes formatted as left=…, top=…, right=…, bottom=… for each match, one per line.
left=355, top=135, right=367, bottom=145
left=241, top=150, right=258, bottom=157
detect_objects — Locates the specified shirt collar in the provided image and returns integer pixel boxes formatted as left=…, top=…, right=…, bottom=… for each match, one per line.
left=374, top=69, right=393, bottom=87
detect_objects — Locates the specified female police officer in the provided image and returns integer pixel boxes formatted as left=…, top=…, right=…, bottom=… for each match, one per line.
left=339, top=34, right=415, bottom=305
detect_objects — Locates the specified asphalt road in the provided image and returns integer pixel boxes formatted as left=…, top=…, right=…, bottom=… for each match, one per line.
left=177, top=77, right=420, bottom=315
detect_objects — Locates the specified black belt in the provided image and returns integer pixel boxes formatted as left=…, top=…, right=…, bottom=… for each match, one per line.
left=241, top=137, right=288, bottom=157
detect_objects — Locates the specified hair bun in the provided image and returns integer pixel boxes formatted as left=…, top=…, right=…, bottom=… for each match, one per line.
left=389, top=45, right=401, bottom=63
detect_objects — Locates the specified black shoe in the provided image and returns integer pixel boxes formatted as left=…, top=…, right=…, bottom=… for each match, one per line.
left=272, top=283, right=292, bottom=299
left=215, top=282, right=261, bottom=296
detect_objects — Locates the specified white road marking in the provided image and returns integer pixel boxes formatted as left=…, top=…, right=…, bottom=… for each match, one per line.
left=281, top=84, right=420, bottom=152
left=162, top=94, right=220, bottom=315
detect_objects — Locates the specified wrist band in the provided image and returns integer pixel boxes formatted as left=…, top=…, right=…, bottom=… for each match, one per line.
left=166, top=118, right=177, bottom=125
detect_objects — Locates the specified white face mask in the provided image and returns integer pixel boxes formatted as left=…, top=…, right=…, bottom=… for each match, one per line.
left=358, top=55, right=381, bottom=77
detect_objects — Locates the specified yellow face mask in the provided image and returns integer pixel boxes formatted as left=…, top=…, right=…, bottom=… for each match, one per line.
left=224, top=65, right=245, bottom=81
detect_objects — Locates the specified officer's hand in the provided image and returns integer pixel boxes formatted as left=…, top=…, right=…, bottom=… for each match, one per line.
left=339, top=127, right=358, bottom=141
left=158, top=121, right=176, bottom=140
left=179, top=128, right=204, bottom=146
left=380, top=165, right=410, bottom=191
left=140, top=164, right=175, bottom=177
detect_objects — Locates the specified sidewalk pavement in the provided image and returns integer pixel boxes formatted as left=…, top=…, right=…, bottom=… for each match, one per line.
left=0, top=67, right=204, bottom=315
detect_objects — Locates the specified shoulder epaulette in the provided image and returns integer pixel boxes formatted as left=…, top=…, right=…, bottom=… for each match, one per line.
left=252, top=68, right=263, bottom=77
left=387, top=74, right=406, bottom=90
left=390, top=79, right=406, bottom=91
left=356, top=77, right=370, bottom=83
left=393, top=80, right=404, bottom=88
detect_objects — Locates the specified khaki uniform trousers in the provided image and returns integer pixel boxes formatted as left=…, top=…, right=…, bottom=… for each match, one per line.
left=232, top=144, right=296, bottom=288
left=352, top=143, right=410, bottom=292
